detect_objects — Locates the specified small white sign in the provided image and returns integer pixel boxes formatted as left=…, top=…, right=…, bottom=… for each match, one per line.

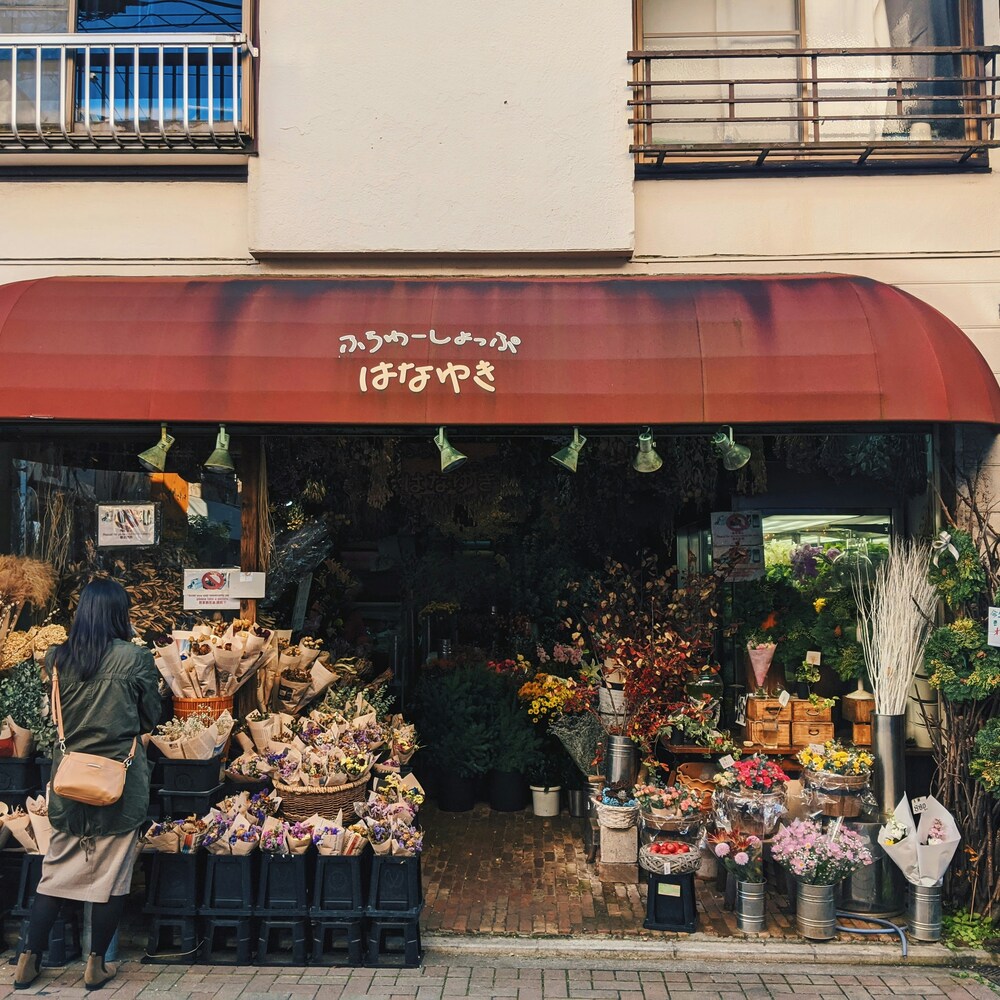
left=805, top=650, right=822, bottom=665
left=989, top=608, right=1000, bottom=647
left=777, top=690, right=791, bottom=707
left=718, top=755, right=736, bottom=770
left=911, top=796, right=928, bottom=815
left=96, top=502, right=159, bottom=547
left=183, top=569, right=241, bottom=610
left=710, top=510, right=764, bottom=547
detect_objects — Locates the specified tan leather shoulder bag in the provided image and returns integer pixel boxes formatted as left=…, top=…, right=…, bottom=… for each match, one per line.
left=50, top=664, right=136, bottom=807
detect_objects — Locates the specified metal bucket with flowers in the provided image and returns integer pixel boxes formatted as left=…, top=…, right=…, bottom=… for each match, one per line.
left=797, top=741, right=875, bottom=818
left=712, top=754, right=789, bottom=838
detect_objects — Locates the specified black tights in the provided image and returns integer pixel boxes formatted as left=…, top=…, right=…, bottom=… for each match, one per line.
left=26, top=891, right=125, bottom=958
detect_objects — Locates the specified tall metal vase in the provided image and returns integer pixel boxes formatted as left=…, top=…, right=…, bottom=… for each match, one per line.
left=868, top=712, right=906, bottom=914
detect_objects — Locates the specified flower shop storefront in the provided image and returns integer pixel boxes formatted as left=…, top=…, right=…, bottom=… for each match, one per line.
left=0, top=273, right=998, bottom=954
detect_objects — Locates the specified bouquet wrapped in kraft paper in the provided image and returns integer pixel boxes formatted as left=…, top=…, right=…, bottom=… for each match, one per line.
left=0, top=715, right=35, bottom=758
left=879, top=795, right=962, bottom=886
left=150, top=711, right=235, bottom=760
left=151, top=621, right=277, bottom=701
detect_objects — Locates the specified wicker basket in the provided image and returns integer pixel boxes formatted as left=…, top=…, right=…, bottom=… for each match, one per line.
left=640, top=811, right=702, bottom=833
left=639, top=844, right=702, bottom=875
left=596, top=802, right=639, bottom=829
left=274, top=774, right=370, bottom=822
left=172, top=695, right=234, bottom=721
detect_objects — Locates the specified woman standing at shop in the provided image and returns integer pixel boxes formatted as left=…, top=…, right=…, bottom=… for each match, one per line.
left=15, top=578, right=161, bottom=991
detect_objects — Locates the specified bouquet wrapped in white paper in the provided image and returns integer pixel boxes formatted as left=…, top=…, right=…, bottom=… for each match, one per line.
left=879, top=795, right=962, bottom=886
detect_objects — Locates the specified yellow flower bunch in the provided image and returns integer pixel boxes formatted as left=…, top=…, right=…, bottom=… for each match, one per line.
left=517, top=673, right=575, bottom=723
left=797, top=740, right=873, bottom=775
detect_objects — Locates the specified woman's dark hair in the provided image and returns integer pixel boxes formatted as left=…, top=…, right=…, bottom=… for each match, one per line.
left=52, top=578, right=133, bottom=681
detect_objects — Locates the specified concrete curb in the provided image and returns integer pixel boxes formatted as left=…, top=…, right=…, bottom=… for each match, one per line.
left=423, top=931, right=994, bottom=968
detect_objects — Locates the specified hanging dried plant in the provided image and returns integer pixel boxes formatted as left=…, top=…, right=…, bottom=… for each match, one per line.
left=0, top=555, right=57, bottom=667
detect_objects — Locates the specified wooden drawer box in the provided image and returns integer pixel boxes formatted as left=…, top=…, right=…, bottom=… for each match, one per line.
left=791, top=700, right=833, bottom=723
left=843, top=696, right=874, bottom=724
left=852, top=723, right=872, bottom=746
left=747, top=721, right=790, bottom=748
left=746, top=698, right=792, bottom=723
left=791, top=721, right=836, bottom=746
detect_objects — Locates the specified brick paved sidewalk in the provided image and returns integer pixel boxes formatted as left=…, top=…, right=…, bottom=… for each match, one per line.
left=2, top=956, right=998, bottom=999
left=420, top=803, right=863, bottom=940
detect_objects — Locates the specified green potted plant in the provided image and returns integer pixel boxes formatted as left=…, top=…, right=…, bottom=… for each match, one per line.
left=413, top=664, right=497, bottom=812
left=0, top=658, right=55, bottom=792
left=526, top=742, right=563, bottom=817
left=487, top=693, right=541, bottom=812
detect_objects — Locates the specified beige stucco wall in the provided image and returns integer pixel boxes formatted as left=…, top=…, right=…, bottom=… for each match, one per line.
left=247, top=0, right=635, bottom=257
left=0, top=180, right=251, bottom=281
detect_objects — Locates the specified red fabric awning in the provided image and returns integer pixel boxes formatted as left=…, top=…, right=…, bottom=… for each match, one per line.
left=0, top=274, right=997, bottom=426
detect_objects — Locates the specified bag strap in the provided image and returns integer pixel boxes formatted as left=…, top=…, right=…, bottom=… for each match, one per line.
left=51, top=664, right=137, bottom=766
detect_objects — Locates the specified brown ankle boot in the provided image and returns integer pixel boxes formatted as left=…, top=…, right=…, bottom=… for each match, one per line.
left=13, top=950, right=41, bottom=990
left=84, top=954, right=117, bottom=991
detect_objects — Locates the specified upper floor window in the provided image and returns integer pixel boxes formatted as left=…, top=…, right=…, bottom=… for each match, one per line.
left=630, top=0, right=998, bottom=173
left=0, top=0, right=252, bottom=151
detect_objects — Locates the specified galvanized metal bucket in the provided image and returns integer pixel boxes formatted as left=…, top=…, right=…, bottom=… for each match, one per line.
left=604, top=735, right=638, bottom=788
left=907, top=883, right=943, bottom=942
left=796, top=882, right=836, bottom=940
left=736, top=880, right=766, bottom=933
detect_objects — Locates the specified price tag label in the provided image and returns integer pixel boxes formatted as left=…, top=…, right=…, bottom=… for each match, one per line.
left=911, top=796, right=928, bottom=815
left=805, top=650, right=822, bottom=665
left=718, top=755, right=735, bottom=769
left=777, top=690, right=791, bottom=707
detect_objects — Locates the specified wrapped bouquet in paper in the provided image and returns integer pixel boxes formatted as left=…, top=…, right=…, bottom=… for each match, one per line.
left=245, top=710, right=279, bottom=753
left=392, top=824, right=423, bottom=857
left=305, top=653, right=339, bottom=704
left=0, top=716, right=34, bottom=758
left=5, top=810, right=38, bottom=852
left=186, top=640, right=217, bottom=697
left=260, top=815, right=289, bottom=855
left=298, top=636, right=324, bottom=667
left=150, top=634, right=188, bottom=697
left=880, top=795, right=962, bottom=886
left=747, top=639, right=777, bottom=689
left=226, top=751, right=272, bottom=782
left=274, top=662, right=313, bottom=715
left=143, top=820, right=182, bottom=853
left=151, top=712, right=234, bottom=760
left=26, top=794, right=50, bottom=855
left=203, top=815, right=234, bottom=855
left=365, top=819, right=393, bottom=855
left=246, top=787, right=283, bottom=823
left=177, top=817, right=207, bottom=853
left=311, top=823, right=345, bottom=856
left=0, top=802, right=12, bottom=850
left=241, top=623, right=272, bottom=657
left=229, top=819, right=261, bottom=856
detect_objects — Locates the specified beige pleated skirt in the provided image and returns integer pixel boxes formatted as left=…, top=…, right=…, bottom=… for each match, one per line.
left=36, top=830, right=141, bottom=903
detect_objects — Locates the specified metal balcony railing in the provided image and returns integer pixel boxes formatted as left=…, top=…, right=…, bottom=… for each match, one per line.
left=0, top=32, right=254, bottom=151
left=628, top=45, right=1000, bottom=172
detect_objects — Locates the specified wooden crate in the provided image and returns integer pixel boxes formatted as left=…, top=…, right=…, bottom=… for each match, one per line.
left=843, top=696, right=874, bottom=723
left=852, top=722, right=872, bottom=746
left=746, top=698, right=792, bottom=723
left=791, top=699, right=833, bottom=723
left=747, top=721, right=790, bottom=749
left=791, top=721, right=836, bottom=746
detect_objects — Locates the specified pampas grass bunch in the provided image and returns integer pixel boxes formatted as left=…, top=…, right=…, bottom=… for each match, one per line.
left=853, top=541, right=937, bottom=715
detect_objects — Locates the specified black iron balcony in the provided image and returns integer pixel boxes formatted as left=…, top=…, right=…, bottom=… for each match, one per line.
left=628, top=45, right=1000, bottom=173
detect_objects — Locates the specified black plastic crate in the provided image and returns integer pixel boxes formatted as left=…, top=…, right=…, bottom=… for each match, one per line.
left=159, top=782, right=225, bottom=818
left=0, top=758, right=40, bottom=793
left=367, top=855, right=423, bottom=915
left=161, top=758, right=224, bottom=793
left=143, top=852, right=203, bottom=913
left=312, top=853, right=370, bottom=916
left=643, top=870, right=698, bottom=932
left=202, top=853, right=258, bottom=914
left=35, top=757, right=52, bottom=789
left=0, top=788, right=34, bottom=812
left=255, top=852, right=311, bottom=913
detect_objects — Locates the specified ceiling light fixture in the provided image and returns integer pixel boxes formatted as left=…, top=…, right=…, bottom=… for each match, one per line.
left=711, top=425, right=751, bottom=471
left=632, top=427, right=663, bottom=474
left=434, top=426, right=467, bottom=473
left=138, top=423, right=174, bottom=473
left=550, top=427, right=587, bottom=473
